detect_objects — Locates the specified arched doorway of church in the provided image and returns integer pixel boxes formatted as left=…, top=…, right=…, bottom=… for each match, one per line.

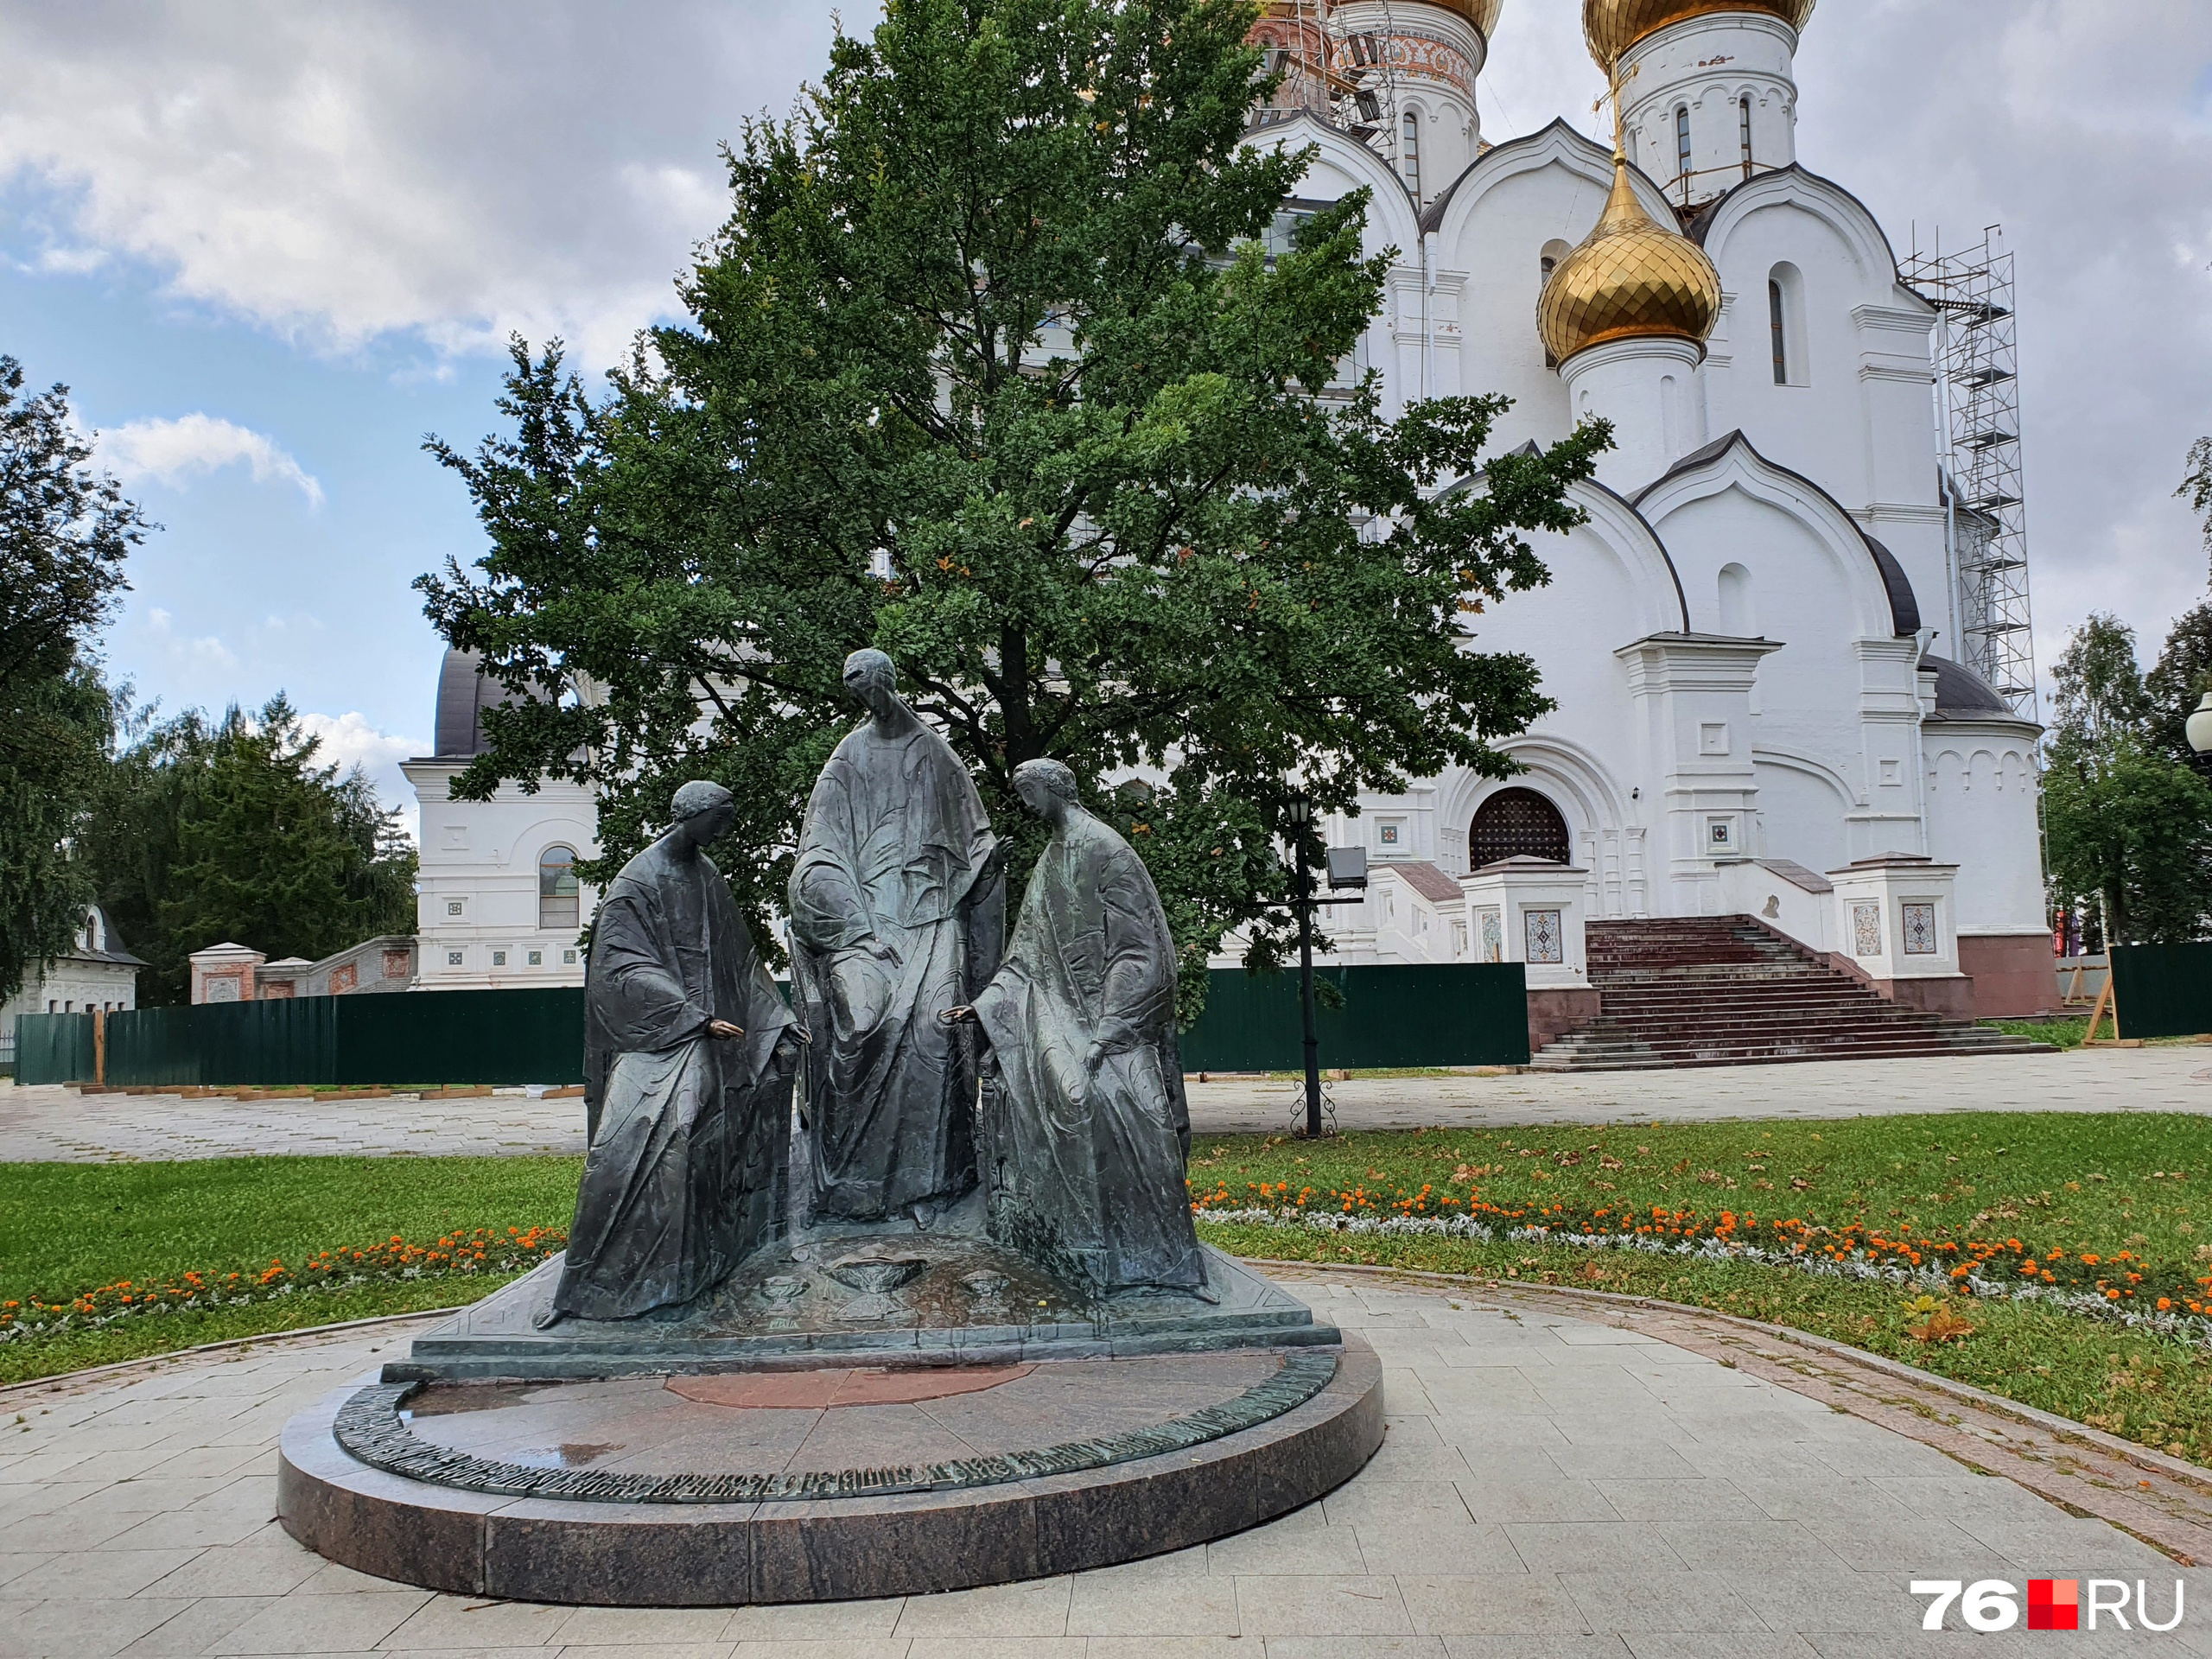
left=1468, top=787, right=1570, bottom=868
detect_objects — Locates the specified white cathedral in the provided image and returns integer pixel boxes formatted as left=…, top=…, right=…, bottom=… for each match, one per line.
left=410, top=0, right=2050, bottom=1023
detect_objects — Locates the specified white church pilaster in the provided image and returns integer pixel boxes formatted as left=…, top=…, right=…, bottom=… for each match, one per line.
left=1846, top=636, right=1930, bottom=860
left=1615, top=632, right=1783, bottom=918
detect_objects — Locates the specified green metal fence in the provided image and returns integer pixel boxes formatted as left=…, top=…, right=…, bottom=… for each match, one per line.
left=1179, top=963, right=1530, bottom=1071
left=13, top=1012, right=97, bottom=1088
left=15, top=989, right=588, bottom=1089
left=15, top=964, right=1527, bottom=1088
left=2111, top=943, right=2212, bottom=1041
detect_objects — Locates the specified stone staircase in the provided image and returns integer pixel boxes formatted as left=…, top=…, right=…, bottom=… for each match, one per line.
left=1530, top=916, right=2050, bottom=1071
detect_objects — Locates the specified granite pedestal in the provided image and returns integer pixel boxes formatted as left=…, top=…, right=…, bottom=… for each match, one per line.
left=389, top=1236, right=1333, bottom=1382
left=278, top=1330, right=1383, bottom=1605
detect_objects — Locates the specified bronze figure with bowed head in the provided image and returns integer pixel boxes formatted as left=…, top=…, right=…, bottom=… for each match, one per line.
left=540, top=780, right=804, bottom=1328
left=947, top=758, right=1211, bottom=1299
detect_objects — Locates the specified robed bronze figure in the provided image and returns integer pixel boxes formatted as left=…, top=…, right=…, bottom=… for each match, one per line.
left=541, top=781, right=802, bottom=1326
left=957, top=759, right=1208, bottom=1297
left=789, top=650, right=1005, bottom=1226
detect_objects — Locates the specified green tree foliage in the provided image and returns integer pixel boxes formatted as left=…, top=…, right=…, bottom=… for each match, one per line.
left=76, top=697, right=417, bottom=1005
left=0, top=355, right=147, bottom=1001
left=2145, top=596, right=2212, bottom=769
left=2044, top=613, right=2212, bottom=944
left=419, top=0, right=1603, bottom=1008
left=2181, top=435, right=2212, bottom=586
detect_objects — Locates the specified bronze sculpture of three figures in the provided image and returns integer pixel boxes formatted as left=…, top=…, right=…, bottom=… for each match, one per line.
left=542, top=649, right=1207, bottom=1329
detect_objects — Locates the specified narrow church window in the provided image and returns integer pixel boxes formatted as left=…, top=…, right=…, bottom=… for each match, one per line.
left=540, top=845, right=581, bottom=931
left=1675, top=105, right=1693, bottom=186
left=1739, top=96, right=1753, bottom=177
left=1719, top=563, right=1756, bottom=635
left=1402, top=111, right=1421, bottom=198
left=1769, top=280, right=1789, bottom=384
left=1540, top=240, right=1571, bottom=290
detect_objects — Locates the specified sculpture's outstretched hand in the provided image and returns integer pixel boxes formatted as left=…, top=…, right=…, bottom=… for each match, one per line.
left=938, top=1005, right=977, bottom=1026
left=707, top=1019, right=746, bottom=1040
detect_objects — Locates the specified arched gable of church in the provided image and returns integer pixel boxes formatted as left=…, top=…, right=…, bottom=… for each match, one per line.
left=1691, top=166, right=1916, bottom=296
left=1243, top=112, right=1424, bottom=415
left=1636, top=434, right=1922, bottom=852
left=1443, top=461, right=1689, bottom=654
left=1687, top=166, right=1940, bottom=529
left=1243, top=111, right=1424, bottom=256
left=1633, top=431, right=1915, bottom=644
left=1419, top=121, right=1685, bottom=450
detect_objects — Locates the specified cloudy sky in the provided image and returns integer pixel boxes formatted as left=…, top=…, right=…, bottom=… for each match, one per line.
left=3, top=1, right=2209, bottom=830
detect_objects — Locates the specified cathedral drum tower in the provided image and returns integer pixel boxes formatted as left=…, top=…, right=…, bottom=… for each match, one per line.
left=1592, top=0, right=1815, bottom=210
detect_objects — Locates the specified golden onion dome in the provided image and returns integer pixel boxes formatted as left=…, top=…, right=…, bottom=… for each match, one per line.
left=1583, top=0, right=1814, bottom=73
left=1536, top=156, right=1722, bottom=367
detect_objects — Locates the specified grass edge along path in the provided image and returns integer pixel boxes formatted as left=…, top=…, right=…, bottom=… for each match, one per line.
left=0, top=1228, right=563, bottom=1386
left=1258, top=1256, right=2212, bottom=1567
left=1198, top=1217, right=2212, bottom=1471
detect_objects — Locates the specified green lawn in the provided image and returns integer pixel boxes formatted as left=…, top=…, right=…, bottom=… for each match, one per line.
left=1186, top=1112, right=2212, bottom=1276
left=0, top=1155, right=582, bottom=1301
left=0, top=1155, right=582, bottom=1383
left=3, top=1116, right=2210, bottom=1467
left=1984, top=1016, right=2090, bottom=1049
left=1199, top=1219, right=2212, bottom=1467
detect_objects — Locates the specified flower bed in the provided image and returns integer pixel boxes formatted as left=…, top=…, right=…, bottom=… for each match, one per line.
left=1192, top=1180, right=2212, bottom=1347
left=0, top=1226, right=564, bottom=1348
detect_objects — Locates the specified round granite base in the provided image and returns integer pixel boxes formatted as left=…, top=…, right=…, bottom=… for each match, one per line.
left=277, top=1337, right=1382, bottom=1605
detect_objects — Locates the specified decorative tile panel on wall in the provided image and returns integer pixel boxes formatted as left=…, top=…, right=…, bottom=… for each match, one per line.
left=1852, top=902, right=1883, bottom=958
left=1524, top=907, right=1563, bottom=965
left=1901, top=902, right=1938, bottom=956
left=1479, top=908, right=1502, bottom=963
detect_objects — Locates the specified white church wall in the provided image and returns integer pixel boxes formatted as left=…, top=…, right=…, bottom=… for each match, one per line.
left=1426, top=132, right=1647, bottom=458
left=407, top=760, right=600, bottom=991
left=1642, top=488, right=1879, bottom=799
left=1696, top=179, right=1948, bottom=624
left=1618, top=12, right=1802, bottom=194
left=1750, top=753, right=1853, bottom=879
left=1700, top=203, right=1878, bottom=505
left=1921, top=722, right=2044, bottom=935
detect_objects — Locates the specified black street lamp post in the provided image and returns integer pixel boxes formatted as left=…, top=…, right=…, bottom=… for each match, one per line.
left=1281, top=794, right=1366, bottom=1141
left=2189, top=692, right=2212, bottom=779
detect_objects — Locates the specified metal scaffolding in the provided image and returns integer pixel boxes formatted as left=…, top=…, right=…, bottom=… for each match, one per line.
left=1249, top=0, right=1407, bottom=192
left=1903, top=227, right=2038, bottom=721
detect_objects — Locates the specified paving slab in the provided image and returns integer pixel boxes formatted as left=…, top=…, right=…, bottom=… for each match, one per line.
left=6, top=1044, right=2210, bottom=1162
left=0, top=1272, right=2205, bottom=1654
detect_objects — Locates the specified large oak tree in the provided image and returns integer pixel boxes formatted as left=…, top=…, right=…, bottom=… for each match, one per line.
left=422, top=0, right=1603, bottom=1011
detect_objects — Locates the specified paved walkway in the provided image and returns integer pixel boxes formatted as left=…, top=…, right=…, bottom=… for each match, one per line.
left=1, top=1274, right=2205, bottom=1656
left=3, top=1046, right=2209, bottom=1161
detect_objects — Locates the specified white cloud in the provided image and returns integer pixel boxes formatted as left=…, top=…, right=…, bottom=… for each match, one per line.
left=188, top=634, right=238, bottom=671
left=0, top=3, right=858, bottom=367
left=102, top=413, right=324, bottom=507
left=297, top=711, right=426, bottom=839
left=7, top=0, right=2209, bottom=685
left=33, top=244, right=107, bottom=274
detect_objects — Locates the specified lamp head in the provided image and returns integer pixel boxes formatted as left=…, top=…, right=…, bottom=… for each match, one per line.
left=2186, top=690, right=2212, bottom=757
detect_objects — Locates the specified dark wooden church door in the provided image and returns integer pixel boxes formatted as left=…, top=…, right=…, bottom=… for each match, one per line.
left=1468, top=787, right=1570, bottom=868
